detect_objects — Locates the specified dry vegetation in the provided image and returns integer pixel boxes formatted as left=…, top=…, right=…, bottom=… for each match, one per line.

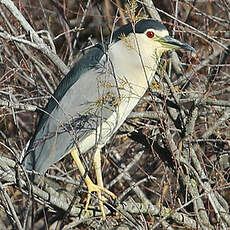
left=0, top=0, right=230, bottom=229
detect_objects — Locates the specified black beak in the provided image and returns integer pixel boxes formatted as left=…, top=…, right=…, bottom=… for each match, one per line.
left=160, top=36, right=195, bottom=52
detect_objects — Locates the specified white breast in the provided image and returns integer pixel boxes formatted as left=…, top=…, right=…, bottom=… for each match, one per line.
left=78, top=36, right=161, bottom=152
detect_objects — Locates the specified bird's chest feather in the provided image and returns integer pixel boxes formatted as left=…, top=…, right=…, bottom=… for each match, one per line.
left=107, top=39, right=158, bottom=98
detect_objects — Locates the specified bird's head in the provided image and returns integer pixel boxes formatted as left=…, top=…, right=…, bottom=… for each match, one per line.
left=110, top=19, right=195, bottom=62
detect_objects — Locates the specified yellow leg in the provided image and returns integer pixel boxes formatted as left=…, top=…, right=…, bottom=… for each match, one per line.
left=71, top=148, right=116, bottom=220
left=94, top=146, right=107, bottom=220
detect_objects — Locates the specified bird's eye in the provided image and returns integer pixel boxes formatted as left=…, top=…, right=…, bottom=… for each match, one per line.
left=146, top=31, right=154, bottom=38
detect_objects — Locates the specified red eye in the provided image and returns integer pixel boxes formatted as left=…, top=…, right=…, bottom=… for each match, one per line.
left=146, top=31, right=154, bottom=38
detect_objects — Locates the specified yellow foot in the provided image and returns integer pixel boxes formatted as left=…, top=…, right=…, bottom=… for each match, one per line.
left=84, top=177, right=116, bottom=220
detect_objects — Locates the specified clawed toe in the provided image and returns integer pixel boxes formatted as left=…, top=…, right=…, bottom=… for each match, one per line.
left=84, top=177, right=116, bottom=220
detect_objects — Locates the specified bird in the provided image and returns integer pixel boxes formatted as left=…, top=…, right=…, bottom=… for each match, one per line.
left=22, top=19, right=195, bottom=220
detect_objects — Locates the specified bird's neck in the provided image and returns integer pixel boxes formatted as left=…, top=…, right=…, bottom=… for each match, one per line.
left=108, top=39, right=160, bottom=97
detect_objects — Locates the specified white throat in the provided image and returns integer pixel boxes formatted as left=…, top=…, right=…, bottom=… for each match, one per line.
left=108, top=35, right=161, bottom=97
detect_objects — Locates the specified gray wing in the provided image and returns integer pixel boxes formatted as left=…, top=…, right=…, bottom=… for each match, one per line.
left=23, top=45, right=118, bottom=172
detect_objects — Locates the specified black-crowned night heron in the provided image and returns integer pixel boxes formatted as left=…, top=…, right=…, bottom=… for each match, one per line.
left=23, top=19, right=194, bottom=219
